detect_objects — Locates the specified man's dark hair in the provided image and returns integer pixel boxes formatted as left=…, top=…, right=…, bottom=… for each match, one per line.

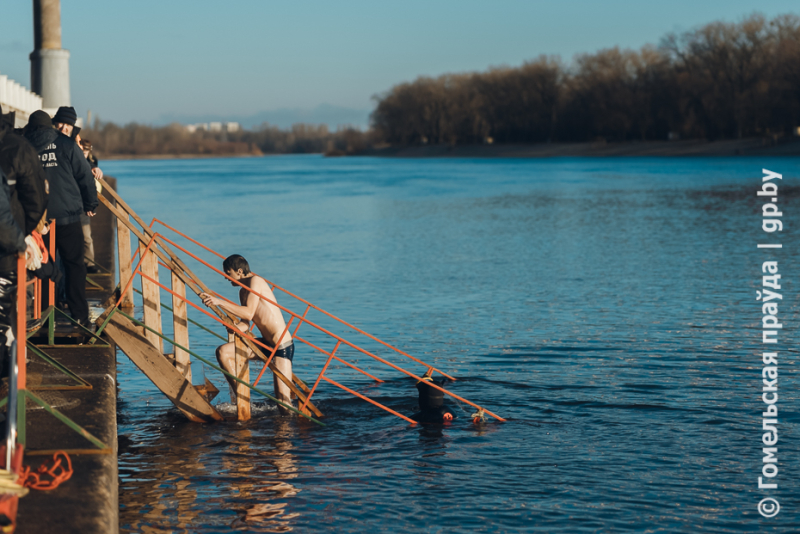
left=223, top=254, right=250, bottom=275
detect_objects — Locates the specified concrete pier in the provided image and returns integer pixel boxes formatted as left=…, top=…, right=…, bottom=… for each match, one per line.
left=17, top=178, right=119, bottom=534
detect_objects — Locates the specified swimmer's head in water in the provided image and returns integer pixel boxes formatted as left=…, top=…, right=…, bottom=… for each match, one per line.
left=223, top=254, right=251, bottom=285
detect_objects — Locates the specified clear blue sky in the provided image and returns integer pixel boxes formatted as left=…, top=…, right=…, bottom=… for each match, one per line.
left=1, top=0, right=797, bottom=126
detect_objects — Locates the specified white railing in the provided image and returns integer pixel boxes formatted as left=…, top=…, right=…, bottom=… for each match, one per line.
left=0, top=73, right=44, bottom=128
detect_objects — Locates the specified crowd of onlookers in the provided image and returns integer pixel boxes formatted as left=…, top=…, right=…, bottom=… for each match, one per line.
left=0, top=104, right=103, bottom=376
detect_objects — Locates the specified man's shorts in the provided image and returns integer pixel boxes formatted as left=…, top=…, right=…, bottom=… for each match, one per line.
left=255, top=338, right=294, bottom=362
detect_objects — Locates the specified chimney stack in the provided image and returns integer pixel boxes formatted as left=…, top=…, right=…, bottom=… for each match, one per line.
left=30, top=0, right=71, bottom=110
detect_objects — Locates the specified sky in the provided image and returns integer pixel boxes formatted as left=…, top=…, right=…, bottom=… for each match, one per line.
left=1, top=0, right=798, bottom=128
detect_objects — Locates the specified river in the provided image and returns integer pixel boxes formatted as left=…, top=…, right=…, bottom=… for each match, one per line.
left=102, top=155, right=799, bottom=533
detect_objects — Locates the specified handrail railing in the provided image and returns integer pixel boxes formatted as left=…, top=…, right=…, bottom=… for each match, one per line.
left=149, top=218, right=457, bottom=382
left=95, top=180, right=505, bottom=424
left=5, top=252, right=110, bottom=470
left=146, top=227, right=505, bottom=423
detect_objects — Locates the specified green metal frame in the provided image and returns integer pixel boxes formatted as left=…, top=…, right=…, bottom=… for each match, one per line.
left=91, top=286, right=226, bottom=344
left=84, top=255, right=112, bottom=275
left=26, top=343, right=93, bottom=391
left=3, top=256, right=113, bottom=454
left=85, top=276, right=104, bottom=290
left=30, top=305, right=110, bottom=347
left=1, top=390, right=109, bottom=452
left=85, top=255, right=114, bottom=290
left=130, top=287, right=227, bottom=342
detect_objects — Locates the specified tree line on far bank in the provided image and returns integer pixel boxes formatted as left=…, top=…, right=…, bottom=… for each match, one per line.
left=81, top=121, right=369, bottom=158
left=371, top=13, right=800, bottom=145
left=84, top=12, right=799, bottom=158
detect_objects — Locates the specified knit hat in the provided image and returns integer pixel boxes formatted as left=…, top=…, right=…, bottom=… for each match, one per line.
left=27, top=110, right=54, bottom=129
left=52, top=106, right=77, bottom=126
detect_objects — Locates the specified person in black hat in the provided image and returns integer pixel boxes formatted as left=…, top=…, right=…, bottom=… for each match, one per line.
left=23, top=109, right=97, bottom=329
left=52, top=106, right=81, bottom=139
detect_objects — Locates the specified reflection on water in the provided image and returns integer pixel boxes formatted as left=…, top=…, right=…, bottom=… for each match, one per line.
left=228, top=421, right=300, bottom=532
left=106, top=156, right=800, bottom=533
left=120, top=408, right=303, bottom=533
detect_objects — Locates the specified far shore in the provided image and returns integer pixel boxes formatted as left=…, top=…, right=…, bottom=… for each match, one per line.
left=352, top=137, right=800, bottom=158
left=98, top=137, right=800, bottom=161
left=101, top=152, right=263, bottom=161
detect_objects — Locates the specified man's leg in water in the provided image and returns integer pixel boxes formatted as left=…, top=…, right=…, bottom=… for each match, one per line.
left=272, top=355, right=292, bottom=407
left=215, top=342, right=240, bottom=403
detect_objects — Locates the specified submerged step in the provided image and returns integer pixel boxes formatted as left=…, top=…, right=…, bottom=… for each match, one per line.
left=101, top=312, right=223, bottom=423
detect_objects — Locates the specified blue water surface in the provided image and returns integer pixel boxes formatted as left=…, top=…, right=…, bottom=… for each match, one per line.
left=102, top=155, right=800, bottom=533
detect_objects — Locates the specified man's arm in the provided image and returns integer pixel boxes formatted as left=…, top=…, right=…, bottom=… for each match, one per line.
left=201, top=279, right=271, bottom=322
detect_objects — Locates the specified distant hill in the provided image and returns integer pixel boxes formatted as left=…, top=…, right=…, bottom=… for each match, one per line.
left=157, top=103, right=371, bottom=130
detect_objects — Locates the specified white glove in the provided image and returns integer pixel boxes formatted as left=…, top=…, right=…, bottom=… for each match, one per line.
left=92, top=167, right=104, bottom=193
left=24, top=235, right=42, bottom=270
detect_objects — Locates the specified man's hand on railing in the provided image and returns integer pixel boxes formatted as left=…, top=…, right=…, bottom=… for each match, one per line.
left=24, top=236, right=42, bottom=270
left=200, top=292, right=219, bottom=308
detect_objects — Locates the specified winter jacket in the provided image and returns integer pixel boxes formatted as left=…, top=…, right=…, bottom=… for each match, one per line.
left=0, top=121, right=48, bottom=235
left=0, top=120, right=47, bottom=272
left=0, top=166, right=25, bottom=272
left=23, top=126, right=98, bottom=226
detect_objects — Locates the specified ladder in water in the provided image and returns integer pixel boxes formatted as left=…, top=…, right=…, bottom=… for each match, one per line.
left=92, top=177, right=505, bottom=426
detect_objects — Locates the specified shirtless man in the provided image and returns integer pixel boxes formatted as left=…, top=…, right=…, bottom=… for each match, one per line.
left=200, top=254, right=294, bottom=408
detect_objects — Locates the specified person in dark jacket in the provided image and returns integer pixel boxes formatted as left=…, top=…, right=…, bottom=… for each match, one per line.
left=0, top=165, right=26, bottom=377
left=0, top=106, right=46, bottom=379
left=0, top=110, right=48, bottom=250
left=23, top=109, right=98, bottom=328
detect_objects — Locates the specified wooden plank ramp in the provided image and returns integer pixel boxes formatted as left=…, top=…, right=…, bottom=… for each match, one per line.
left=101, top=312, right=223, bottom=423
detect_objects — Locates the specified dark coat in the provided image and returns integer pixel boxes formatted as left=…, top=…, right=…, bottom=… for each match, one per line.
left=0, top=122, right=48, bottom=271
left=23, top=126, right=97, bottom=226
left=0, top=167, right=25, bottom=272
left=0, top=122, right=48, bottom=234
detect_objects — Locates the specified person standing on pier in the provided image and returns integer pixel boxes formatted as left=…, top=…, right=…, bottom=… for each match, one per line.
left=0, top=108, right=46, bottom=378
left=79, top=138, right=103, bottom=273
left=199, top=255, right=295, bottom=409
left=23, top=109, right=98, bottom=329
left=0, top=110, right=48, bottom=241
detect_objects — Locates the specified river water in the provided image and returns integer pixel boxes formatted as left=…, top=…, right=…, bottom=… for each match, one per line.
left=102, top=155, right=799, bottom=533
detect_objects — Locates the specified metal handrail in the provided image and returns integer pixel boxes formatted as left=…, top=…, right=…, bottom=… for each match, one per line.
left=149, top=218, right=457, bottom=381
left=114, top=229, right=505, bottom=423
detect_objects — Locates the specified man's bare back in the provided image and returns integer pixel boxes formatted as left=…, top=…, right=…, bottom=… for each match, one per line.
left=200, top=254, right=295, bottom=407
left=237, top=275, right=293, bottom=351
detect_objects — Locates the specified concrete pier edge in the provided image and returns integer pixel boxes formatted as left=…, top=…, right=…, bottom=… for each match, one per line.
left=17, top=177, right=119, bottom=534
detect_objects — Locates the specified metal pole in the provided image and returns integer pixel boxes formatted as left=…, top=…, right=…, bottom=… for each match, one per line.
left=4, top=341, right=17, bottom=471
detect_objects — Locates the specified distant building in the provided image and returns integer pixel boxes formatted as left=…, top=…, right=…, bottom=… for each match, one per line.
left=186, top=121, right=240, bottom=133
